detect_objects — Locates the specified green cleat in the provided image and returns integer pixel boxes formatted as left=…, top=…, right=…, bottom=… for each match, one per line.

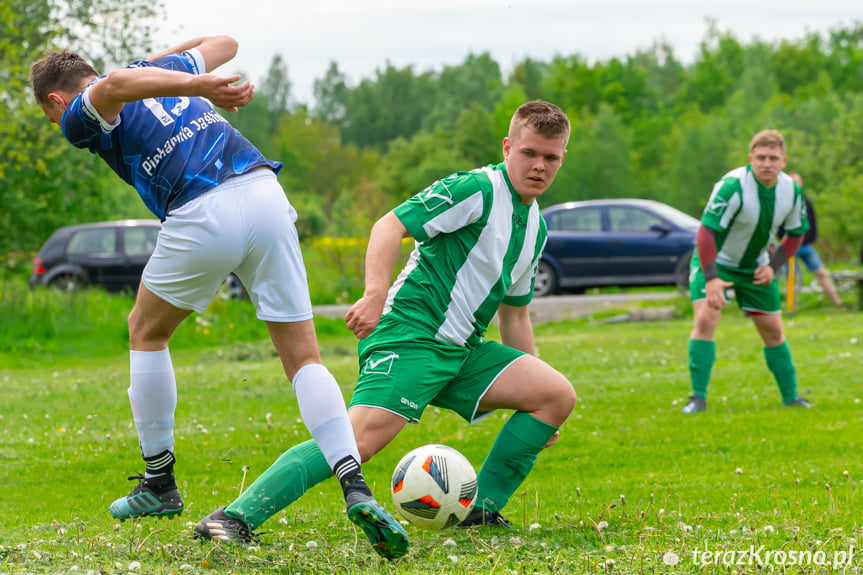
left=345, top=491, right=409, bottom=560
left=109, top=474, right=184, bottom=521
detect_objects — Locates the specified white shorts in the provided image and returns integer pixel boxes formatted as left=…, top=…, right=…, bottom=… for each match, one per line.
left=142, top=170, right=313, bottom=322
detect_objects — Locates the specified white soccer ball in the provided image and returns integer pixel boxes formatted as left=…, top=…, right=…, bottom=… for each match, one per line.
left=391, top=444, right=478, bottom=530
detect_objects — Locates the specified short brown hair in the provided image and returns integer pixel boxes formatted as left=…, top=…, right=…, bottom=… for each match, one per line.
left=29, top=50, right=98, bottom=105
left=750, top=129, right=786, bottom=154
left=509, top=100, right=570, bottom=143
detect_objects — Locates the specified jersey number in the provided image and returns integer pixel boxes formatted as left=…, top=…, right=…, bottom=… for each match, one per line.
left=142, top=97, right=191, bottom=126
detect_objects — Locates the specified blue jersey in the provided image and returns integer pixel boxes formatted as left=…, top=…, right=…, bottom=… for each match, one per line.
left=61, top=50, right=281, bottom=220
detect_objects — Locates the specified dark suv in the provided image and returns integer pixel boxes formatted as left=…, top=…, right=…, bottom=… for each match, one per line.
left=29, top=220, right=161, bottom=292
left=29, top=219, right=246, bottom=298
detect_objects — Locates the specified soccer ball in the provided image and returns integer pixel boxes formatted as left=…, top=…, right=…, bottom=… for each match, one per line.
left=391, top=444, right=478, bottom=530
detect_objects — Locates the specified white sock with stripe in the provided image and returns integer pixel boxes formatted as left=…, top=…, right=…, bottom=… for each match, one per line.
left=128, top=349, right=177, bottom=476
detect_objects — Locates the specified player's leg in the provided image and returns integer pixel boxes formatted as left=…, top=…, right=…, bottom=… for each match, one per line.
left=749, top=312, right=808, bottom=406
left=196, top=408, right=407, bottom=547
left=803, top=247, right=846, bottom=308
left=684, top=266, right=722, bottom=413
left=235, top=172, right=405, bottom=558
left=112, top=188, right=247, bottom=521
left=111, top=179, right=251, bottom=521
left=437, top=342, right=575, bottom=525
left=109, top=283, right=192, bottom=520
left=741, top=278, right=809, bottom=407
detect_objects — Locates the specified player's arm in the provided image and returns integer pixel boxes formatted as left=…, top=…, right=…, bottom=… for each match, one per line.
left=696, top=225, right=734, bottom=309
left=497, top=303, right=536, bottom=355
left=770, top=234, right=805, bottom=270
left=87, top=67, right=253, bottom=124
left=345, top=211, right=412, bottom=339
left=146, top=35, right=239, bottom=72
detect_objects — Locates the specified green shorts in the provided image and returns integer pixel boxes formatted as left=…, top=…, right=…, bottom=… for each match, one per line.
left=689, top=259, right=781, bottom=313
left=349, top=319, right=526, bottom=423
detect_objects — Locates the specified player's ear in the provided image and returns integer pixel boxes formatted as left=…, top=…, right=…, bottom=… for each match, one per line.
left=47, top=92, right=65, bottom=108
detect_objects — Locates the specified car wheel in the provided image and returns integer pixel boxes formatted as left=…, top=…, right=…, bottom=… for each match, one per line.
left=50, top=274, right=86, bottom=293
left=534, top=260, right=559, bottom=297
left=675, top=250, right=694, bottom=295
left=219, top=273, right=247, bottom=300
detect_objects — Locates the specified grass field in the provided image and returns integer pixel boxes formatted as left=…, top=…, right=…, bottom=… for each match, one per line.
left=0, top=285, right=861, bottom=574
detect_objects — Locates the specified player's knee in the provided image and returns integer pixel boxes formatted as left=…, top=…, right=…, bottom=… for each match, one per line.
left=543, top=374, right=576, bottom=424
left=127, top=307, right=170, bottom=348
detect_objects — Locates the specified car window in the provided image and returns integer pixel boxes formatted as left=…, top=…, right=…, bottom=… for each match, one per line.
left=124, top=227, right=159, bottom=256
left=67, top=228, right=117, bottom=255
left=608, top=207, right=663, bottom=232
left=548, top=207, right=603, bottom=232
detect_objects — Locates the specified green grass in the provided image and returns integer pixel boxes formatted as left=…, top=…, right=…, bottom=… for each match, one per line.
left=0, top=290, right=861, bottom=573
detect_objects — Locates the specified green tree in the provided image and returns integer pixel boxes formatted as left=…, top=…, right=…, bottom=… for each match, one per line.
left=453, top=104, right=499, bottom=167
left=340, top=63, right=436, bottom=150
left=269, top=109, right=379, bottom=238
left=378, top=130, right=470, bottom=202
left=424, top=53, right=504, bottom=131
left=677, top=20, right=745, bottom=113
left=0, top=0, right=163, bottom=254
left=313, top=61, right=349, bottom=127
left=509, top=57, right=546, bottom=101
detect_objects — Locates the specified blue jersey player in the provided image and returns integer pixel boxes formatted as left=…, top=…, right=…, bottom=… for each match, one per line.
left=29, top=36, right=407, bottom=560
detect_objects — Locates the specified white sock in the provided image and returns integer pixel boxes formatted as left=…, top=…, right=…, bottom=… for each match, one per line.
left=128, top=349, right=177, bottom=462
left=292, top=363, right=360, bottom=469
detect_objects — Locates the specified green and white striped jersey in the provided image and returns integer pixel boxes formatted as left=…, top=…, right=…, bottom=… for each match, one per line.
left=385, top=162, right=547, bottom=348
left=701, top=166, right=809, bottom=270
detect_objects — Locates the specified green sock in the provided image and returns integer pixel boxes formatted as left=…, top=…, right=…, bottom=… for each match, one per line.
left=764, top=341, right=797, bottom=402
left=225, top=439, right=331, bottom=530
left=688, top=339, right=715, bottom=399
left=474, top=412, right=558, bottom=514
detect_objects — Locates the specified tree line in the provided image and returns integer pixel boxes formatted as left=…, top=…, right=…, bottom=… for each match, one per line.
left=3, top=2, right=863, bottom=263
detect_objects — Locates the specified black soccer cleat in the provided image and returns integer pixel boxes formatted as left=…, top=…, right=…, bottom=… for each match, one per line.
left=681, top=395, right=707, bottom=414
left=459, top=506, right=512, bottom=528
left=783, top=396, right=812, bottom=408
left=193, top=507, right=257, bottom=545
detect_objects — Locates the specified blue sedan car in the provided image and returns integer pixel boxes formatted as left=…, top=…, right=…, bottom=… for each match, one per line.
left=534, top=199, right=700, bottom=296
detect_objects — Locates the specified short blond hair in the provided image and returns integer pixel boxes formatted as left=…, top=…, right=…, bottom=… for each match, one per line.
left=750, top=129, right=786, bottom=154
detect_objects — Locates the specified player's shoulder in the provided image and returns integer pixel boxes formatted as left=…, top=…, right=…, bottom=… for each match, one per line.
left=712, top=166, right=747, bottom=196
left=421, top=167, right=493, bottom=198
left=133, top=51, right=201, bottom=75
left=776, top=172, right=801, bottom=196
left=720, top=166, right=748, bottom=185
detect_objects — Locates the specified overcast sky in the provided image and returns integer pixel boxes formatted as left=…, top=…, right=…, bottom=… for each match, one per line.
left=154, top=0, right=863, bottom=105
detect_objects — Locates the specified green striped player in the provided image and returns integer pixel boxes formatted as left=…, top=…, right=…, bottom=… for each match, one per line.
left=194, top=100, right=577, bottom=542
left=683, top=129, right=811, bottom=414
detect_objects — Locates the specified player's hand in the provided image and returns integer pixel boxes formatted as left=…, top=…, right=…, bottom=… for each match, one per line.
left=345, top=294, right=386, bottom=339
left=705, top=278, right=733, bottom=310
left=544, top=430, right=560, bottom=449
left=194, top=74, right=254, bottom=112
left=753, top=265, right=775, bottom=285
